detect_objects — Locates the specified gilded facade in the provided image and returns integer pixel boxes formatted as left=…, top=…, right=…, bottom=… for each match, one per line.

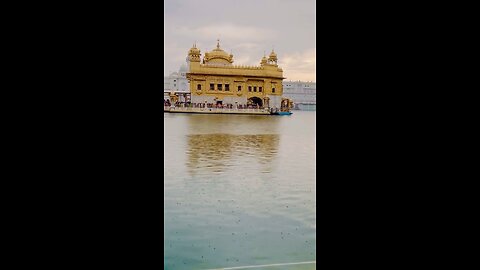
left=186, top=40, right=286, bottom=109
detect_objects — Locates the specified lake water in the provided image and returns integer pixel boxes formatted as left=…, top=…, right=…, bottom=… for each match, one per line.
left=164, top=111, right=316, bottom=269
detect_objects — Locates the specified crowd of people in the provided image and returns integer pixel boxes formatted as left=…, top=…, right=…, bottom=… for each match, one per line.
left=164, top=99, right=265, bottom=110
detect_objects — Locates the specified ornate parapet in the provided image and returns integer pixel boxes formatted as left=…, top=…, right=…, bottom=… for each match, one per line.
left=201, top=63, right=267, bottom=70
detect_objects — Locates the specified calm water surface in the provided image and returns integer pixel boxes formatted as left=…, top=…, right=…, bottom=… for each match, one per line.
left=164, top=111, right=316, bottom=269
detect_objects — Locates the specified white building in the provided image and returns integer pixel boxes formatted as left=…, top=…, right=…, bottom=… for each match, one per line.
left=164, top=63, right=189, bottom=94
left=282, top=81, right=316, bottom=110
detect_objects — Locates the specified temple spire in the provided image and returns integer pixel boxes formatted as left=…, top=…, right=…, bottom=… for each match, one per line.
left=217, top=39, right=220, bottom=49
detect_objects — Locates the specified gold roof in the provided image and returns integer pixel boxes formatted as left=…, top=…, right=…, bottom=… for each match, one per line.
left=204, top=39, right=233, bottom=64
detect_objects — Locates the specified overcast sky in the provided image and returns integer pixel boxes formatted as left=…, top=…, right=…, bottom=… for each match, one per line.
left=164, top=0, right=316, bottom=82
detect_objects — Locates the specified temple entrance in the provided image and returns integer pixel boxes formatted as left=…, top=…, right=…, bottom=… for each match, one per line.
left=248, top=97, right=263, bottom=107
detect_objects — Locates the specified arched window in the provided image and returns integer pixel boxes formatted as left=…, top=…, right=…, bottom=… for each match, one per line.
left=197, top=84, right=201, bottom=90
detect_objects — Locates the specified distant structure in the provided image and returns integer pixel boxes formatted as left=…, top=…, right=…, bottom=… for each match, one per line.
left=164, top=64, right=189, bottom=92
left=282, top=81, right=316, bottom=110
left=164, top=64, right=190, bottom=102
left=185, top=40, right=286, bottom=108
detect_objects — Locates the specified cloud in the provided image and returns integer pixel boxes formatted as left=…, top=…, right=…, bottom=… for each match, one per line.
left=232, top=55, right=252, bottom=66
left=163, top=0, right=316, bottom=82
left=175, top=23, right=277, bottom=42
left=232, top=42, right=262, bottom=51
left=279, top=48, right=316, bottom=82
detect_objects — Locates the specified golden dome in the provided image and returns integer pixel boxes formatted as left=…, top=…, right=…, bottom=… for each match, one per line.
left=204, top=39, right=233, bottom=64
left=189, top=43, right=200, bottom=54
left=187, top=43, right=201, bottom=62
left=260, top=54, right=267, bottom=65
left=209, top=48, right=229, bottom=58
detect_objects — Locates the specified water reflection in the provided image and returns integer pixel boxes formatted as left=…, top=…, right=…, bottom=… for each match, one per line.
left=184, top=114, right=282, bottom=135
left=186, top=134, right=280, bottom=176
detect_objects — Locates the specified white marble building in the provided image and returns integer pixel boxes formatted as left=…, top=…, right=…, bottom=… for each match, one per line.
left=282, top=81, right=316, bottom=110
left=282, top=81, right=316, bottom=104
left=164, top=63, right=189, bottom=94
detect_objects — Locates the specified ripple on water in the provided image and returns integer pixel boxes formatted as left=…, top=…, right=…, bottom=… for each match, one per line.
left=164, top=111, right=316, bottom=269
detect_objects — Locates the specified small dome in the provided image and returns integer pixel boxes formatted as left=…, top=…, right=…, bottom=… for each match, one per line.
left=187, top=43, right=201, bottom=62
left=268, top=49, right=277, bottom=61
left=260, top=55, right=267, bottom=65
left=189, top=46, right=200, bottom=55
left=188, top=43, right=201, bottom=55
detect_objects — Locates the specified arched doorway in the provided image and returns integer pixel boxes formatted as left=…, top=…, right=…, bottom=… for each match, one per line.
left=248, top=97, right=263, bottom=107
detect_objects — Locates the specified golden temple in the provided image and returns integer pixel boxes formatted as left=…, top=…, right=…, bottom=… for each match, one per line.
left=164, top=40, right=293, bottom=114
